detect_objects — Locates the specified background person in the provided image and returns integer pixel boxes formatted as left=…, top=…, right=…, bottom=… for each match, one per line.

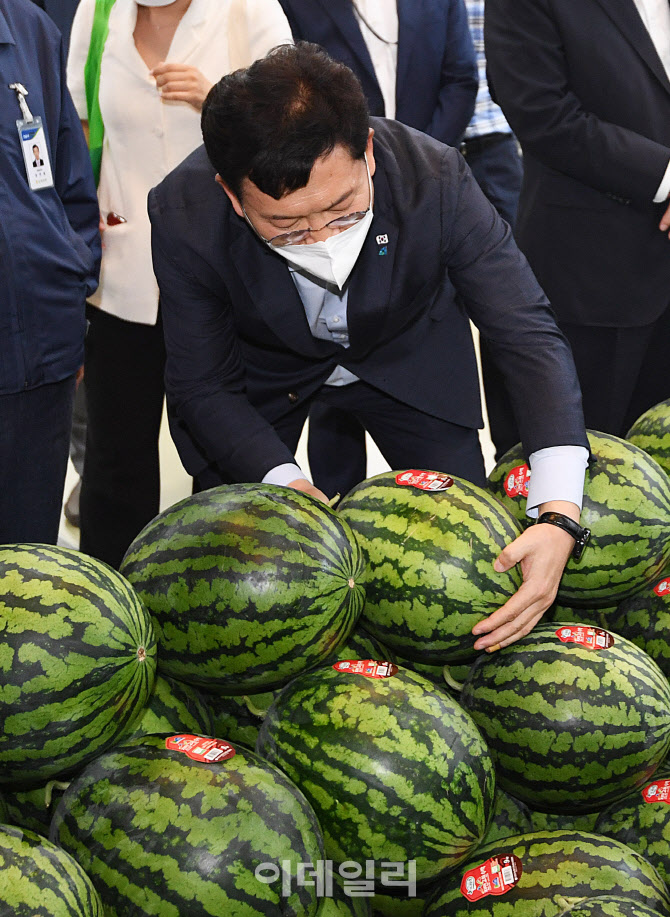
left=66, top=0, right=292, bottom=568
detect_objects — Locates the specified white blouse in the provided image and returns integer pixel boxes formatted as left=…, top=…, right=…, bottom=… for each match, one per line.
left=67, top=0, right=293, bottom=325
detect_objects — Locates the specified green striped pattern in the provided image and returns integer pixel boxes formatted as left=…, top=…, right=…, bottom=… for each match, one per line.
left=595, top=766, right=670, bottom=887
left=561, top=897, right=668, bottom=917
left=0, top=824, right=103, bottom=916
left=123, top=675, right=214, bottom=742
left=256, top=664, right=496, bottom=886
left=2, top=781, right=68, bottom=835
left=0, top=544, right=156, bottom=787
left=527, top=809, right=599, bottom=835
left=319, top=881, right=371, bottom=917
left=488, top=432, right=670, bottom=607
left=338, top=472, right=523, bottom=663
left=607, top=579, right=670, bottom=680
left=51, top=734, right=324, bottom=916
left=424, top=832, right=670, bottom=917
left=482, top=789, right=533, bottom=846
left=627, top=398, right=670, bottom=477
left=121, top=484, right=366, bottom=694
left=206, top=690, right=277, bottom=750
left=459, top=624, right=670, bottom=811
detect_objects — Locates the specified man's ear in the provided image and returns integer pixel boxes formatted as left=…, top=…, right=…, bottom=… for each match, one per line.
left=215, top=174, right=244, bottom=218
left=366, top=127, right=376, bottom=178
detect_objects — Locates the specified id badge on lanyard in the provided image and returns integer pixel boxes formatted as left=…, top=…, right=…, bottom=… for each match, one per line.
left=9, top=82, right=55, bottom=192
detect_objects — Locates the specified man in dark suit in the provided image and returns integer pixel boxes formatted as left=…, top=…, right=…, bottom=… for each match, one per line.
left=149, top=43, right=590, bottom=651
left=278, top=0, right=478, bottom=494
left=485, top=0, right=670, bottom=437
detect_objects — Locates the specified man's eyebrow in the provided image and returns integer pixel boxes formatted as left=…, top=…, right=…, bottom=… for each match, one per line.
left=264, top=187, right=355, bottom=221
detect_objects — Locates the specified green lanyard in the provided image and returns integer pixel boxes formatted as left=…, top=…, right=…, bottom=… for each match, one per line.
left=83, top=0, right=117, bottom=186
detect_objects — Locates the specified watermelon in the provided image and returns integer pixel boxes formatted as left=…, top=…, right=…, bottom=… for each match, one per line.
left=256, top=663, right=496, bottom=886
left=338, top=471, right=523, bottom=663
left=319, top=880, right=371, bottom=916
left=488, top=432, right=670, bottom=606
left=627, top=398, right=670, bottom=478
left=459, top=623, right=670, bottom=812
left=560, top=898, right=669, bottom=917
left=122, top=675, right=214, bottom=742
left=2, top=780, right=68, bottom=835
left=607, top=573, right=670, bottom=680
left=423, top=831, right=670, bottom=917
left=527, top=808, right=600, bottom=835
left=51, top=733, right=324, bottom=916
left=205, top=690, right=277, bottom=750
left=0, top=544, right=156, bottom=787
left=120, top=484, right=366, bottom=694
left=594, top=766, right=670, bottom=886
left=481, top=789, right=533, bottom=846
left=0, top=824, right=103, bottom=916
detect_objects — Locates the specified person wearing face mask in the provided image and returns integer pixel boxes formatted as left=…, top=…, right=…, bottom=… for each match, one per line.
left=66, top=0, right=292, bottom=568
left=149, top=42, right=591, bottom=653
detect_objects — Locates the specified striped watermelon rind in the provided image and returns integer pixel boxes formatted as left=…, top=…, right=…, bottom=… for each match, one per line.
left=338, top=471, right=523, bottom=663
left=459, top=623, right=670, bottom=812
left=51, top=733, right=324, bottom=916
left=0, top=824, right=104, bottom=916
left=606, top=575, right=670, bottom=680
left=627, top=398, right=670, bottom=478
left=424, top=831, right=670, bottom=917
left=488, top=432, right=670, bottom=606
left=121, top=675, right=214, bottom=742
left=256, top=664, right=496, bottom=887
left=559, top=897, right=669, bottom=917
left=0, top=544, right=157, bottom=787
left=120, top=484, right=366, bottom=694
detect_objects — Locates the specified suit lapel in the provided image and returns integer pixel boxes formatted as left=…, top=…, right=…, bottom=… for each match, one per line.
left=592, top=0, right=670, bottom=95
left=316, top=0, right=380, bottom=92
left=229, top=227, right=337, bottom=360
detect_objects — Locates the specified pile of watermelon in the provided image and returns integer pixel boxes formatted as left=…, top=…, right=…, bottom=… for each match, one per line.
left=6, top=403, right=670, bottom=915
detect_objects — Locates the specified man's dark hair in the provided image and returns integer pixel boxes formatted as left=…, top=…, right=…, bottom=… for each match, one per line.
left=201, top=42, right=370, bottom=201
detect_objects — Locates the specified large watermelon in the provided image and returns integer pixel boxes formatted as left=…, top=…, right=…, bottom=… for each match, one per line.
left=488, top=432, right=670, bottom=606
left=423, top=831, right=670, bottom=917
left=338, top=471, right=523, bottom=663
left=594, top=766, right=670, bottom=886
left=607, top=573, right=670, bottom=680
left=51, top=734, right=324, bottom=916
left=256, top=663, right=496, bottom=887
left=560, top=899, right=669, bottom=917
left=627, top=398, right=670, bottom=477
left=459, top=623, right=670, bottom=812
left=0, top=824, right=103, bottom=916
left=120, top=484, right=366, bottom=694
left=0, top=544, right=156, bottom=787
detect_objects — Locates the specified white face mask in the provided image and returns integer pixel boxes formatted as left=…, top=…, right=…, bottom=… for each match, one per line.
left=271, top=207, right=374, bottom=289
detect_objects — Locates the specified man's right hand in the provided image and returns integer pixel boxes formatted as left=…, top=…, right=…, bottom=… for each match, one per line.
left=288, top=478, right=329, bottom=504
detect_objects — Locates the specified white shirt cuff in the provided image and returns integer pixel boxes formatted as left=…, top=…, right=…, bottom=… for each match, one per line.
left=525, top=445, right=589, bottom=519
left=654, top=159, right=670, bottom=202
left=261, top=463, right=308, bottom=487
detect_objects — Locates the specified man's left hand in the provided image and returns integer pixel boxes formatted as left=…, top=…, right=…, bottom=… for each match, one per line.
left=659, top=200, right=670, bottom=238
left=152, top=63, right=213, bottom=111
left=471, top=500, right=580, bottom=652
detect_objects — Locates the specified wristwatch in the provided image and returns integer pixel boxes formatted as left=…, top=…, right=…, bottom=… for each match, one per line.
left=536, top=511, right=591, bottom=560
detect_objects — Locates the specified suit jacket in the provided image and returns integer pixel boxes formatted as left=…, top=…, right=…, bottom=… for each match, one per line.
left=278, top=0, right=477, bottom=146
left=485, top=0, right=670, bottom=328
left=148, top=118, right=586, bottom=482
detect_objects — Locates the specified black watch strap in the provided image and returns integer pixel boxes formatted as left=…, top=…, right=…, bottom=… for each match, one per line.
left=536, top=511, right=591, bottom=560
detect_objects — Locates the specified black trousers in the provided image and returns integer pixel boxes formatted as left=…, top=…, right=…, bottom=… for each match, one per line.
left=0, top=374, right=76, bottom=544
left=79, top=306, right=166, bottom=569
left=196, top=380, right=486, bottom=499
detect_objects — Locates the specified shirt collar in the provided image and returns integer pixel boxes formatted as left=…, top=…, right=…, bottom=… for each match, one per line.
left=0, top=8, right=15, bottom=45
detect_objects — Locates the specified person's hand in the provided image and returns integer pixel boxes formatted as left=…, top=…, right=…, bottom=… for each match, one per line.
left=151, top=62, right=213, bottom=111
left=471, top=500, right=580, bottom=652
left=288, top=478, right=329, bottom=504
left=659, top=199, right=670, bottom=238
left=75, top=365, right=84, bottom=389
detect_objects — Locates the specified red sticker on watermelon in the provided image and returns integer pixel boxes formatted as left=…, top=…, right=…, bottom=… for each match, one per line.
left=333, top=660, right=398, bottom=679
left=166, top=735, right=236, bottom=763
left=654, top=578, right=670, bottom=597
left=503, top=464, right=531, bottom=499
left=460, top=855, right=522, bottom=901
left=555, top=626, right=615, bottom=650
left=642, top=779, right=670, bottom=804
left=395, top=470, right=454, bottom=491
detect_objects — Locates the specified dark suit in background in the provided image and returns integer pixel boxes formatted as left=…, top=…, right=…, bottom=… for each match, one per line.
left=485, top=0, right=670, bottom=437
left=278, top=0, right=478, bottom=494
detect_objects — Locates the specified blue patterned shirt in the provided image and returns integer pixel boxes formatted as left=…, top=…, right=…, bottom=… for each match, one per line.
left=463, top=0, right=512, bottom=139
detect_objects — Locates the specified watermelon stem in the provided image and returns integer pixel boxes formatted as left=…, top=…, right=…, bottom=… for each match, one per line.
left=442, top=665, right=464, bottom=693
left=244, top=696, right=270, bottom=718
left=327, top=493, right=341, bottom=507
left=44, top=780, right=70, bottom=808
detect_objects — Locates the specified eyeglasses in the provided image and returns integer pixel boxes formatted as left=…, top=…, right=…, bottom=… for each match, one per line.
left=242, top=154, right=372, bottom=248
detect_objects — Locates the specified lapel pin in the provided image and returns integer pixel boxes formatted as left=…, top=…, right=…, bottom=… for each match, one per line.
left=376, top=234, right=388, bottom=245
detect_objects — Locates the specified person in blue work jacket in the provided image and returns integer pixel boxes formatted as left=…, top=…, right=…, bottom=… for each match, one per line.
left=0, top=0, right=100, bottom=545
